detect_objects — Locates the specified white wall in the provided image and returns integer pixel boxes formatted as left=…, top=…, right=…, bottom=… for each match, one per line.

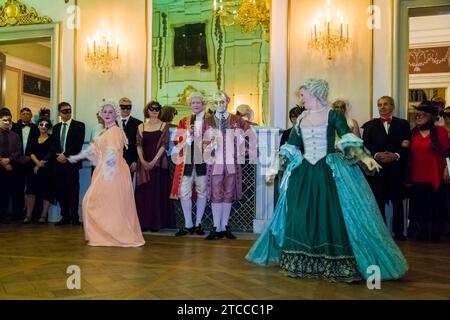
left=289, top=0, right=373, bottom=126
left=410, top=14, right=450, bottom=48
left=23, top=0, right=395, bottom=131
left=373, top=0, right=393, bottom=118
left=76, top=0, right=147, bottom=135
left=23, top=0, right=147, bottom=138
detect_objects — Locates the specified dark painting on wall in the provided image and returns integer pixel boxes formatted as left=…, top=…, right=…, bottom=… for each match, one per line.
left=174, top=23, right=208, bottom=68
left=23, top=73, right=51, bottom=98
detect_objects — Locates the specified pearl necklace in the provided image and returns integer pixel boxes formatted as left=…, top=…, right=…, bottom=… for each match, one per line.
left=308, top=106, right=328, bottom=114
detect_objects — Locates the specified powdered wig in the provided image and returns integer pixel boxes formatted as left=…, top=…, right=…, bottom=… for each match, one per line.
left=213, top=91, right=231, bottom=103
left=99, top=101, right=120, bottom=123
left=298, top=78, right=330, bottom=105
left=187, top=92, right=206, bottom=106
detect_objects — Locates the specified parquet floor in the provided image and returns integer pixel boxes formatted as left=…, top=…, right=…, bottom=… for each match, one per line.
left=0, top=223, right=449, bottom=300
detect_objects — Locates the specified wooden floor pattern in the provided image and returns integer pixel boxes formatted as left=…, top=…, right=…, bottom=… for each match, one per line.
left=0, top=223, right=449, bottom=300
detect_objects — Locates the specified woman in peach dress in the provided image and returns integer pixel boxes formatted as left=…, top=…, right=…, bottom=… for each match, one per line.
left=69, top=102, right=145, bottom=247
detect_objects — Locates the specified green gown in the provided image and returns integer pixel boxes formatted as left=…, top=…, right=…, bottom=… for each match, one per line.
left=280, top=110, right=361, bottom=281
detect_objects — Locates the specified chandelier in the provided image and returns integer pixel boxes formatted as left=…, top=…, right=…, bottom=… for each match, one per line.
left=85, top=21, right=120, bottom=73
left=308, top=0, right=350, bottom=60
left=213, top=0, right=270, bottom=34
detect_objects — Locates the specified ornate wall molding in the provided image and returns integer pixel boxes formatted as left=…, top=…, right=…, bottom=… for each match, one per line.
left=0, top=0, right=52, bottom=27
left=409, top=46, right=450, bottom=73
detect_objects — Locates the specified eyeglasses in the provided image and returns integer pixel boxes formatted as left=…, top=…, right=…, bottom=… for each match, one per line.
left=443, top=113, right=450, bottom=119
left=415, top=112, right=427, bottom=118
left=39, top=122, right=50, bottom=128
left=60, top=109, right=72, bottom=115
left=120, top=105, right=132, bottom=110
left=149, top=107, right=161, bottom=112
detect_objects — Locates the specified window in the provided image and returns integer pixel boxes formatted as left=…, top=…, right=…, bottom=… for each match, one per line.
left=173, top=23, right=208, bottom=68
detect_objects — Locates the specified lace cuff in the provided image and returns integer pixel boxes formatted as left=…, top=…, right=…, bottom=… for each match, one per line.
left=336, top=133, right=374, bottom=175
left=279, top=144, right=301, bottom=162
left=68, top=144, right=96, bottom=164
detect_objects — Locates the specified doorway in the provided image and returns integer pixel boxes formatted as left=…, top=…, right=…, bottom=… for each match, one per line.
left=394, top=0, right=450, bottom=120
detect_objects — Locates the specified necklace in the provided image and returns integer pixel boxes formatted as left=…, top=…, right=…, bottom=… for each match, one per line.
left=308, top=106, right=328, bottom=114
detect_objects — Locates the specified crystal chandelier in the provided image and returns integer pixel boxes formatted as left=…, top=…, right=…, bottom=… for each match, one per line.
left=308, top=0, right=350, bottom=60
left=213, top=0, right=270, bottom=34
left=85, top=21, right=120, bottom=73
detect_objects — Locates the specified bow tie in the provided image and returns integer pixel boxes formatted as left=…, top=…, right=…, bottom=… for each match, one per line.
left=21, top=123, right=31, bottom=128
left=380, top=117, right=392, bottom=124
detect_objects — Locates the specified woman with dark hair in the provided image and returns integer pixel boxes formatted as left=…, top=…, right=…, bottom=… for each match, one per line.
left=23, top=118, right=54, bottom=223
left=159, top=106, right=178, bottom=128
left=409, top=100, right=450, bottom=242
left=135, top=101, right=175, bottom=232
left=279, top=105, right=305, bottom=147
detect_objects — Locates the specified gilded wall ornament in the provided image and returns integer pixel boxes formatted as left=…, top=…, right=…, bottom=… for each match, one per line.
left=0, top=0, right=52, bottom=27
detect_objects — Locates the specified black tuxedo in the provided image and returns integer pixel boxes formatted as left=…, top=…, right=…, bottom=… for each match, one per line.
left=12, top=120, right=40, bottom=157
left=362, top=116, right=411, bottom=237
left=122, top=116, right=142, bottom=169
left=11, top=121, right=40, bottom=219
left=51, top=119, right=85, bottom=223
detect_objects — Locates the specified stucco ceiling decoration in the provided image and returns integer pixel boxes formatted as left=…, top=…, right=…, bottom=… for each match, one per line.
left=0, top=0, right=52, bottom=27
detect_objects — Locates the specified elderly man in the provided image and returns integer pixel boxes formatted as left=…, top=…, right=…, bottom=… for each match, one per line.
left=362, top=96, right=411, bottom=240
left=171, top=92, right=208, bottom=236
left=203, top=91, right=256, bottom=240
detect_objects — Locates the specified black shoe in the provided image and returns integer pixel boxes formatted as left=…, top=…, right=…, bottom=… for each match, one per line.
left=224, top=226, right=237, bottom=239
left=205, top=228, right=218, bottom=240
left=195, top=224, right=205, bottom=235
left=150, top=229, right=160, bottom=232
left=216, top=231, right=224, bottom=239
left=394, top=235, right=406, bottom=241
left=72, top=220, right=81, bottom=226
left=175, top=227, right=191, bottom=236
left=55, top=219, right=70, bottom=226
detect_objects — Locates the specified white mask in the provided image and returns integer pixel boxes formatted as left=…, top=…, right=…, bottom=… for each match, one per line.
left=214, top=97, right=228, bottom=113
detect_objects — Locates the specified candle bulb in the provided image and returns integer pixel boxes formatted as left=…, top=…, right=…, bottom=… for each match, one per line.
left=346, top=19, right=349, bottom=40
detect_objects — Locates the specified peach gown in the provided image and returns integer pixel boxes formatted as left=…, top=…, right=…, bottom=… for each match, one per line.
left=82, top=126, right=145, bottom=247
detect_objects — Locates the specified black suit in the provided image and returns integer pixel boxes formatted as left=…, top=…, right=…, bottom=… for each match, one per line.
left=183, top=114, right=207, bottom=176
left=122, top=116, right=142, bottom=172
left=11, top=121, right=40, bottom=219
left=51, top=119, right=85, bottom=223
left=362, top=117, right=411, bottom=237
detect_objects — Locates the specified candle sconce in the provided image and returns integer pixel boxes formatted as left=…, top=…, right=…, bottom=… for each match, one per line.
left=308, top=0, right=350, bottom=60
left=85, top=20, right=120, bottom=73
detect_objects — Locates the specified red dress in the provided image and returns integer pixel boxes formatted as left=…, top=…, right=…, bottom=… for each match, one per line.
left=411, top=126, right=449, bottom=189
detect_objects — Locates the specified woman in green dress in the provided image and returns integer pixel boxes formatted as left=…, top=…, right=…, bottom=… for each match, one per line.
left=246, top=79, right=408, bottom=282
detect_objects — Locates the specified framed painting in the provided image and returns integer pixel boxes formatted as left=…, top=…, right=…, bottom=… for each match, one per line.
left=23, top=72, right=51, bottom=98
